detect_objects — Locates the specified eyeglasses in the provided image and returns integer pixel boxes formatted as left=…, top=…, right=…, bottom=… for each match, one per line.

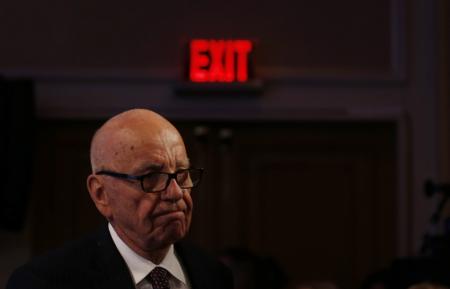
left=95, top=168, right=203, bottom=193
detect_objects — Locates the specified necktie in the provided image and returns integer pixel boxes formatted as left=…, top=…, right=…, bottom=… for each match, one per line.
left=148, top=267, right=170, bottom=289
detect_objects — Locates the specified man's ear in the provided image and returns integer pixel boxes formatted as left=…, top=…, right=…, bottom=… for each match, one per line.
left=87, top=174, right=112, bottom=219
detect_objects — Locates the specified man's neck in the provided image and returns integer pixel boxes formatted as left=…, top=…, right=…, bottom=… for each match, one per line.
left=139, top=247, right=169, bottom=265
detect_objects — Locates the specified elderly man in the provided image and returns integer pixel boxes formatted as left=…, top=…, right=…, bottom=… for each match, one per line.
left=7, top=109, right=233, bottom=289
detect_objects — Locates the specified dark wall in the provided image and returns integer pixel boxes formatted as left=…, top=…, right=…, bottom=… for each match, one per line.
left=0, top=0, right=391, bottom=74
left=30, top=120, right=396, bottom=289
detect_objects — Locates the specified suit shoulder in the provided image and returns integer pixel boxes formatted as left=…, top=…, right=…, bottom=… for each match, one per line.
left=176, top=242, right=233, bottom=289
left=176, top=241, right=224, bottom=268
left=6, top=264, right=47, bottom=289
left=6, top=231, right=101, bottom=288
left=31, top=232, right=99, bottom=269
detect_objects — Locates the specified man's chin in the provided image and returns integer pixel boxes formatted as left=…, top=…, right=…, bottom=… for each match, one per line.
left=163, top=219, right=187, bottom=241
left=146, top=220, right=187, bottom=249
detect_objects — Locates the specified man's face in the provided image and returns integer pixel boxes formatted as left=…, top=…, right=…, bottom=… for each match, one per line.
left=101, top=126, right=193, bottom=252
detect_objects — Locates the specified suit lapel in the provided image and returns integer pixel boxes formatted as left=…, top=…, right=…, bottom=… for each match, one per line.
left=175, top=242, right=209, bottom=289
left=92, top=225, right=136, bottom=289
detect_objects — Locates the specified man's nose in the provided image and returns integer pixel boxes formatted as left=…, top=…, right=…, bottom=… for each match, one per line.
left=161, top=178, right=184, bottom=201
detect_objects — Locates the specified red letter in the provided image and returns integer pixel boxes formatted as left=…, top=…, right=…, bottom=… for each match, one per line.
left=209, top=40, right=226, bottom=82
left=234, top=40, right=252, bottom=82
left=190, top=40, right=210, bottom=82
left=223, top=40, right=235, bottom=82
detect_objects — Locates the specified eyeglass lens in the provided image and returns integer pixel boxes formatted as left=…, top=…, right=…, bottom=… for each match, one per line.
left=142, top=169, right=201, bottom=192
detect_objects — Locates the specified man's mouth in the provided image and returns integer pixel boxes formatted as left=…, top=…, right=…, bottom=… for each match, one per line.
left=153, top=209, right=185, bottom=220
left=153, top=211, right=185, bottom=227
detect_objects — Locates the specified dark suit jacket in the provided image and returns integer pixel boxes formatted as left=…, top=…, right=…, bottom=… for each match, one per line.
left=6, top=226, right=233, bottom=289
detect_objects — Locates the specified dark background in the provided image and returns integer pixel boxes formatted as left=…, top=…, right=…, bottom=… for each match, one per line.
left=0, top=0, right=449, bottom=288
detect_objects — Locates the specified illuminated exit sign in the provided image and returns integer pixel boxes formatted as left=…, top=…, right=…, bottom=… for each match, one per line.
left=189, top=39, right=254, bottom=83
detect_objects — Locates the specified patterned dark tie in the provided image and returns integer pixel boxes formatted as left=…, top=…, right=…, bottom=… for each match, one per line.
left=148, top=266, right=170, bottom=289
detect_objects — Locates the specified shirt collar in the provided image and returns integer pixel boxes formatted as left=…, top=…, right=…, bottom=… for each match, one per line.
left=108, top=223, right=187, bottom=285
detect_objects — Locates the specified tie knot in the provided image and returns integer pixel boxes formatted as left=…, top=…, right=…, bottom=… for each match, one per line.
left=148, top=267, right=170, bottom=289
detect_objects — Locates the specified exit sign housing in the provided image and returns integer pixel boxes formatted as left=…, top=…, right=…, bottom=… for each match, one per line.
left=175, top=38, right=262, bottom=95
left=189, top=39, right=254, bottom=83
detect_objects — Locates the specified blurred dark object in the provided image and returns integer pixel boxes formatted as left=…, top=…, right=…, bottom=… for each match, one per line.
left=421, top=180, right=450, bottom=256
left=219, top=247, right=288, bottom=289
left=408, top=282, right=450, bottom=289
left=0, top=77, right=35, bottom=231
left=361, top=257, right=450, bottom=289
left=295, top=281, right=339, bottom=289
left=386, top=257, right=450, bottom=289
left=361, top=180, right=450, bottom=289
left=424, top=180, right=450, bottom=198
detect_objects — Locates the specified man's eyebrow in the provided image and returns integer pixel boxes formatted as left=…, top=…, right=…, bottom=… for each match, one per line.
left=136, top=163, right=164, bottom=174
left=136, top=159, right=190, bottom=174
left=177, top=159, right=191, bottom=168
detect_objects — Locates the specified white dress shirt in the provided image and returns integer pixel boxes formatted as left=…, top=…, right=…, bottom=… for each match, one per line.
left=108, top=223, right=191, bottom=289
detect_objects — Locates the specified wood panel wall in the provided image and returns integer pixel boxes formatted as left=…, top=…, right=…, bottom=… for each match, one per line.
left=439, top=0, right=450, bottom=181
left=31, top=120, right=396, bottom=289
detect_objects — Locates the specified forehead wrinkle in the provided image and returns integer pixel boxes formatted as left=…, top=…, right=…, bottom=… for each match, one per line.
left=115, top=127, right=187, bottom=174
left=91, top=126, right=137, bottom=172
left=144, top=127, right=188, bottom=166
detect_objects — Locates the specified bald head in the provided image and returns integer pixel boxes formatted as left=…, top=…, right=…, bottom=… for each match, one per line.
left=90, top=109, right=185, bottom=173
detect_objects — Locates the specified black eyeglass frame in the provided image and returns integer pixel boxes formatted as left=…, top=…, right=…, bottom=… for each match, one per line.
left=95, top=168, right=204, bottom=193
